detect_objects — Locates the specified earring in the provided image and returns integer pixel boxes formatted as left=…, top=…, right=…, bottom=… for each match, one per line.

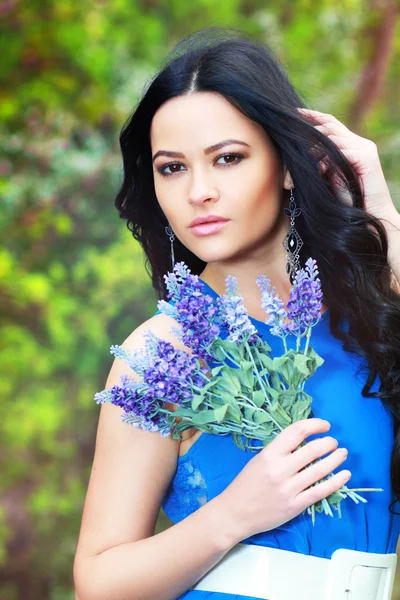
left=282, top=188, right=303, bottom=285
left=165, top=224, right=175, bottom=270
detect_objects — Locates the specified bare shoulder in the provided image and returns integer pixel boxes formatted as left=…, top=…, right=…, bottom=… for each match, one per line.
left=105, top=312, right=187, bottom=389
left=74, top=312, right=185, bottom=566
left=122, top=312, right=187, bottom=354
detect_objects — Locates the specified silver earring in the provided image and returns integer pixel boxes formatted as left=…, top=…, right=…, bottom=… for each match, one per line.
left=165, top=224, right=175, bottom=270
left=282, top=188, right=303, bottom=285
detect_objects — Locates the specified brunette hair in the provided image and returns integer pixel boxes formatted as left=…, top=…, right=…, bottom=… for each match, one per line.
left=114, top=28, right=400, bottom=509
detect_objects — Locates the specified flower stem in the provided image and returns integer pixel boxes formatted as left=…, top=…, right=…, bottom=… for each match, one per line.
left=218, top=346, right=241, bottom=368
left=303, top=326, right=312, bottom=356
left=245, top=342, right=283, bottom=432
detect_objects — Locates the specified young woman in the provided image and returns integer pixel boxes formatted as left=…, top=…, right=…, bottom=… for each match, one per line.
left=73, top=29, right=400, bottom=600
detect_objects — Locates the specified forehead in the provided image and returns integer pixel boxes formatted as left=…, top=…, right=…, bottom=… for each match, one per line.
left=150, top=91, right=265, bottom=150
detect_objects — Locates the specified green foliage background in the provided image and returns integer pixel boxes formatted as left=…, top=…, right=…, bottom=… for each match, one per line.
left=1, top=1, right=399, bottom=598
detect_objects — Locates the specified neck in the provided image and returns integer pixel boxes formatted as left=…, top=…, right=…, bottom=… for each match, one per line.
left=200, top=249, right=295, bottom=323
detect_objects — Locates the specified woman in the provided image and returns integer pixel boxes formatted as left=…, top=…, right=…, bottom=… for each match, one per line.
left=73, top=29, right=400, bottom=600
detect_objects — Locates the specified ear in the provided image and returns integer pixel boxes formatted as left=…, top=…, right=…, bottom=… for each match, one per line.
left=282, top=166, right=293, bottom=190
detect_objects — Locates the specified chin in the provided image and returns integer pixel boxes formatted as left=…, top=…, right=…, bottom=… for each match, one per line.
left=191, top=248, right=243, bottom=265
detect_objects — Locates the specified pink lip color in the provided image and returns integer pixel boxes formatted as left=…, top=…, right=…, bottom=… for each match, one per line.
left=190, top=220, right=229, bottom=236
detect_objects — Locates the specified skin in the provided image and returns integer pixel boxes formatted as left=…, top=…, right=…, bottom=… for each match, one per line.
left=150, top=91, right=328, bottom=324
left=72, top=99, right=352, bottom=600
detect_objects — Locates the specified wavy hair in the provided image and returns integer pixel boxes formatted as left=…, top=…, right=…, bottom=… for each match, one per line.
left=114, top=28, right=400, bottom=509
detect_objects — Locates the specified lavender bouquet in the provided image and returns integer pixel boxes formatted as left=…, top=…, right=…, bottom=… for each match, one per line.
left=95, top=259, right=381, bottom=523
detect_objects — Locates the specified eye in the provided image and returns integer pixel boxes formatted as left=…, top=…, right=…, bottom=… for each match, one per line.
left=215, top=153, right=244, bottom=166
left=157, top=162, right=186, bottom=177
left=156, top=153, right=244, bottom=177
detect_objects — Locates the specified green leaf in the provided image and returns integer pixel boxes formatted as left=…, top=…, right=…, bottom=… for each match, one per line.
left=212, top=345, right=226, bottom=362
left=266, top=387, right=279, bottom=402
left=252, top=389, right=265, bottom=407
left=236, top=360, right=254, bottom=389
left=191, top=404, right=230, bottom=426
left=254, top=422, right=276, bottom=437
left=272, top=356, right=289, bottom=370
left=270, top=402, right=292, bottom=426
left=253, top=410, right=276, bottom=424
left=226, top=405, right=243, bottom=424
left=258, top=354, right=273, bottom=370
left=224, top=369, right=241, bottom=390
left=294, top=354, right=311, bottom=376
left=270, top=371, right=282, bottom=390
left=218, top=391, right=242, bottom=424
left=216, top=388, right=236, bottom=406
left=259, top=340, right=272, bottom=353
left=277, top=389, right=297, bottom=410
left=307, top=346, right=325, bottom=368
left=191, top=391, right=206, bottom=411
left=244, top=406, right=256, bottom=421
left=214, top=404, right=230, bottom=422
left=291, top=399, right=312, bottom=422
left=172, top=407, right=197, bottom=420
left=240, top=360, right=254, bottom=371
left=211, top=365, right=224, bottom=378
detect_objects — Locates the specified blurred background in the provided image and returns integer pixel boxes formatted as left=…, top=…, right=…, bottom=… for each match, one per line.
left=1, top=1, right=400, bottom=598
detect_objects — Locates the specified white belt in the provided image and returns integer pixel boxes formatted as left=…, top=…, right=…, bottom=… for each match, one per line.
left=191, top=543, right=397, bottom=599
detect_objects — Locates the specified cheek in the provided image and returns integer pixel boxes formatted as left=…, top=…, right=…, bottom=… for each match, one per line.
left=154, top=176, right=186, bottom=214
left=239, top=174, right=280, bottom=224
left=153, top=181, right=174, bottom=221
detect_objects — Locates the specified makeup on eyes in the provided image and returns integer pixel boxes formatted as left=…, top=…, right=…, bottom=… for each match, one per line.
left=156, top=152, right=245, bottom=177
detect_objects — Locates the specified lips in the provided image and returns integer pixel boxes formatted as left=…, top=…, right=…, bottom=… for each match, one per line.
left=189, top=215, right=229, bottom=228
left=189, top=215, right=230, bottom=237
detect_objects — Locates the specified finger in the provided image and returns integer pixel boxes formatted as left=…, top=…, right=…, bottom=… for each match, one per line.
left=297, top=108, right=344, bottom=124
left=296, top=469, right=352, bottom=513
left=314, top=123, right=346, bottom=137
left=318, top=159, right=329, bottom=174
left=294, top=447, right=348, bottom=492
left=287, top=436, right=338, bottom=475
left=270, top=418, right=331, bottom=456
left=298, top=110, right=353, bottom=134
left=315, top=132, right=347, bottom=150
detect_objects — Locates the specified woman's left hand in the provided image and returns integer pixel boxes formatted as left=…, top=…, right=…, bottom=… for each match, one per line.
left=297, top=108, right=398, bottom=221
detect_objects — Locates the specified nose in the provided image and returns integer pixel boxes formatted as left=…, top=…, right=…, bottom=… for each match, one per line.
left=187, top=169, right=220, bottom=206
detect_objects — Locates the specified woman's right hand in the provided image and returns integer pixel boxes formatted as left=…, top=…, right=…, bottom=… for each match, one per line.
left=217, top=418, right=351, bottom=542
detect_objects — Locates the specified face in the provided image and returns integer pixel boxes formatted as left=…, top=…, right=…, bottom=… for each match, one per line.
left=150, top=91, right=292, bottom=266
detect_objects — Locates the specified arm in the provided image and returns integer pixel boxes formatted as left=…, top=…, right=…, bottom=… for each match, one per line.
left=74, top=482, right=234, bottom=600
left=73, top=315, right=353, bottom=600
left=297, top=108, right=400, bottom=289
left=73, top=314, right=237, bottom=600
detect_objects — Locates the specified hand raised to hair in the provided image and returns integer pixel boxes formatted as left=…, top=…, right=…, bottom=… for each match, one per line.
left=297, top=108, right=398, bottom=222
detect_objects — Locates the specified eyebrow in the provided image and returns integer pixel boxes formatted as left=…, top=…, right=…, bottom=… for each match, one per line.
left=152, top=138, right=250, bottom=163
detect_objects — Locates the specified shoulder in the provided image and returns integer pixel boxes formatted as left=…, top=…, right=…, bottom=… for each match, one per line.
left=121, top=312, right=187, bottom=354
left=104, top=311, right=189, bottom=413
left=74, top=313, right=186, bottom=566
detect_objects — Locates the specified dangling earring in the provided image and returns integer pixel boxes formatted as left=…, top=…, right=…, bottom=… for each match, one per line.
left=165, top=224, right=175, bottom=270
left=282, top=188, right=303, bottom=285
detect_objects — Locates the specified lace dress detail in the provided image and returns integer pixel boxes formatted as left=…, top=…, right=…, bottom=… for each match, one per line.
left=162, top=455, right=208, bottom=522
left=156, top=280, right=399, bottom=599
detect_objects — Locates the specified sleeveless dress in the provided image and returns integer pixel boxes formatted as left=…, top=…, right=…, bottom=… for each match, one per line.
left=158, top=279, right=400, bottom=600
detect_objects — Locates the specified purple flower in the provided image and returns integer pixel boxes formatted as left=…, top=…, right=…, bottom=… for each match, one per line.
left=256, top=275, right=288, bottom=337
left=284, top=258, right=323, bottom=336
left=110, top=344, right=150, bottom=375
left=94, top=332, right=209, bottom=435
left=218, top=276, right=258, bottom=344
left=158, top=262, right=220, bottom=360
left=256, top=257, right=323, bottom=338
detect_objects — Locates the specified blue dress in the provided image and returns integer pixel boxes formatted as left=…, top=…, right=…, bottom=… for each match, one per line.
left=159, top=280, right=400, bottom=599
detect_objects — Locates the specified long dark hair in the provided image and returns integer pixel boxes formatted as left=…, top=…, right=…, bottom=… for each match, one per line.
left=115, top=28, right=400, bottom=508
